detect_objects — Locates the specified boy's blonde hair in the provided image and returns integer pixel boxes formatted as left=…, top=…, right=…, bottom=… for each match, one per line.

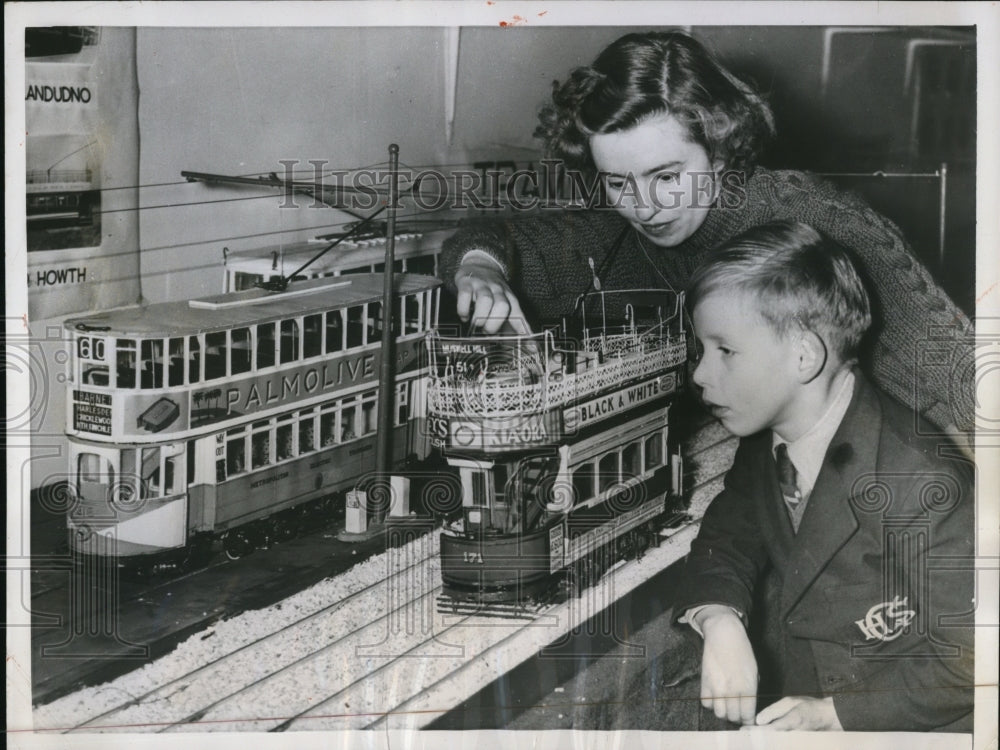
left=688, top=221, right=873, bottom=360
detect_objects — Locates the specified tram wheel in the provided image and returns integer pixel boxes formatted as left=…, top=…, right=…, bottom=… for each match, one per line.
left=273, top=516, right=297, bottom=543
left=222, top=529, right=254, bottom=560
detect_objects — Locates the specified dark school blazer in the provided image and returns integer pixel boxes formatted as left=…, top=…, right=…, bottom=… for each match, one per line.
left=674, top=371, right=975, bottom=731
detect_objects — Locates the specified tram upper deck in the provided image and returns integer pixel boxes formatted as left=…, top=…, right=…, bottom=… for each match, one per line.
left=63, top=273, right=441, bottom=442
left=424, top=290, right=688, bottom=453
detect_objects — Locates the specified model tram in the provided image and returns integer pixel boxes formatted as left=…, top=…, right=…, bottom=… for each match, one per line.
left=426, top=289, right=689, bottom=605
left=221, top=229, right=448, bottom=292
left=63, top=273, right=441, bottom=565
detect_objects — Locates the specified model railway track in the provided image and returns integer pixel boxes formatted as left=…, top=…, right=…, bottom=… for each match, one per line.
left=31, top=419, right=736, bottom=734
left=42, top=533, right=439, bottom=733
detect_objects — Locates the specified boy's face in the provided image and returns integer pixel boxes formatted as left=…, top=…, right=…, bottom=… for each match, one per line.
left=691, top=291, right=802, bottom=438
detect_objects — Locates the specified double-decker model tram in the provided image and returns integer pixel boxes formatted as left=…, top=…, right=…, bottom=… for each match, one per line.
left=427, top=290, right=689, bottom=607
left=63, top=273, right=441, bottom=566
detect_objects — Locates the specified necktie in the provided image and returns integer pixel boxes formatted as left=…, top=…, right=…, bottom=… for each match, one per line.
left=775, top=443, right=802, bottom=504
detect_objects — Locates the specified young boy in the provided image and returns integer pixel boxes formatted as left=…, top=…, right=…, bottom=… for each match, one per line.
left=675, top=221, right=974, bottom=731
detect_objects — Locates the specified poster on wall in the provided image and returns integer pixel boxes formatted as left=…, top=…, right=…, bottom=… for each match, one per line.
left=23, top=25, right=141, bottom=321
left=25, top=27, right=102, bottom=253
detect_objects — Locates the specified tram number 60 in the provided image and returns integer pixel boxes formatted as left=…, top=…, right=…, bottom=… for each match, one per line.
left=463, top=551, right=484, bottom=564
left=77, top=336, right=106, bottom=361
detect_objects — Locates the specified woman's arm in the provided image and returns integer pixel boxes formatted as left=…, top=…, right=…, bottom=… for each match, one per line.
left=439, top=209, right=631, bottom=329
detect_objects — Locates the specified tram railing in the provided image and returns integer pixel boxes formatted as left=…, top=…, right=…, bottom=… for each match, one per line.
left=427, top=330, right=686, bottom=418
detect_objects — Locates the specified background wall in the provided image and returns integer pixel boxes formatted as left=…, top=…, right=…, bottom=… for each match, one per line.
left=135, top=25, right=975, bottom=308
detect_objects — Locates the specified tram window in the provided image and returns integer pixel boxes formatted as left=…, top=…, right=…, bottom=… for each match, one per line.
left=623, top=441, right=642, bottom=480
left=346, top=306, right=364, bottom=348
left=320, top=409, right=337, bottom=446
left=83, top=365, right=109, bottom=386
left=205, top=332, right=227, bottom=380
left=231, top=328, right=251, bottom=375
left=252, top=428, right=271, bottom=469
left=361, top=395, right=377, bottom=435
left=644, top=434, right=663, bottom=470
left=257, top=322, right=276, bottom=369
left=280, top=319, right=299, bottom=364
left=404, top=295, right=422, bottom=334
left=572, top=464, right=595, bottom=504
left=235, top=272, right=263, bottom=292
left=188, top=335, right=201, bottom=383
left=598, top=453, right=618, bottom=493
left=299, top=415, right=315, bottom=454
left=325, top=310, right=343, bottom=353
left=117, top=339, right=136, bottom=388
left=141, top=339, right=165, bottom=389
left=168, top=338, right=185, bottom=386
left=78, top=453, right=100, bottom=482
left=121, top=449, right=136, bottom=496
left=492, top=464, right=509, bottom=504
left=226, top=435, right=246, bottom=475
left=471, top=471, right=487, bottom=507
left=141, top=447, right=161, bottom=498
left=303, top=314, right=322, bottom=358
left=367, top=302, right=382, bottom=344
left=277, top=423, right=294, bottom=461
left=164, top=458, right=176, bottom=495
left=395, top=382, right=409, bottom=426
left=342, top=405, right=357, bottom=441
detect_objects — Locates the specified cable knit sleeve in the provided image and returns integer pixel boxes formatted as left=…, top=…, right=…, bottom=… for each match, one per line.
left=758, top=171, right=974, bottom=433
left=438, top=209, right=631, bottom=319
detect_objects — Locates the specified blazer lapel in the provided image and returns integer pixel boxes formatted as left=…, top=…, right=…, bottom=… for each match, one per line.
left=779, top=373, right=882, bottom=617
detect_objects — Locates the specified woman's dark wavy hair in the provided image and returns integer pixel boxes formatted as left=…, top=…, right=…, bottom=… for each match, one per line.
left=535, top=31, right=775, bottom=177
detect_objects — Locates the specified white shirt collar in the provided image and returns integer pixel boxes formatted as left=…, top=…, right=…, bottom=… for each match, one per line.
left=771, top=370, right=856, bottom=497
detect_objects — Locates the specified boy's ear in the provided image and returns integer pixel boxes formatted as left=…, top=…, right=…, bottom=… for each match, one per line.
left=795, top=329, right=828, bottom=384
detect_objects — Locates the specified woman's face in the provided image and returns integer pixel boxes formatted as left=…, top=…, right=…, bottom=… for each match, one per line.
left=590, top=113, right=721, bottom=248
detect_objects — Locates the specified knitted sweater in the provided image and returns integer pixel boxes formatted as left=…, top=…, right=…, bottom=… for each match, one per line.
left=439, top=168, right=973, bottom=432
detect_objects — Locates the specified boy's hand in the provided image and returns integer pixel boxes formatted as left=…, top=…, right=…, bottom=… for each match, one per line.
left=455, top=257, right=531, bottom=335
left=696, top=605, right=758, bottom=725
left=753, top=696, right=843, bottom=730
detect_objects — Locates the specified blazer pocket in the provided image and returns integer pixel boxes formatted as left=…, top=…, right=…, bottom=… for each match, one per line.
left=789, top=582, right=916, bottom=650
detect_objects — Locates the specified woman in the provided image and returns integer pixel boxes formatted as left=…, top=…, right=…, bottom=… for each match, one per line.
left=441, top=31, right=972, bottom=435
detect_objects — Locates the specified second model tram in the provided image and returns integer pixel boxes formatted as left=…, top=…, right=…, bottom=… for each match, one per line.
left=63, top=273, right=441, bottom=564
left=426, top=290, right=689, bottom=605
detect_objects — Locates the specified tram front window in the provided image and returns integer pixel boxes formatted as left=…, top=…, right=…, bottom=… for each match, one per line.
left=117, top=339, right=136, bottom=388
left=141, top=446, right=161, bottom=497
left=168, top=337, right=185, bottom=386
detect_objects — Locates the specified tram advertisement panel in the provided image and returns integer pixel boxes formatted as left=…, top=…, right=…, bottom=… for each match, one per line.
left=69, top=339, right=423, bottom=441
left=563, top=374, right=676, bottom=433
left=445, top=410, right=561, bottom=453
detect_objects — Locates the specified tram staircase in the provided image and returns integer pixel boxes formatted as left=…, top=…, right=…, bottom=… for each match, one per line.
left=513, top=455, right=560, bottom=534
